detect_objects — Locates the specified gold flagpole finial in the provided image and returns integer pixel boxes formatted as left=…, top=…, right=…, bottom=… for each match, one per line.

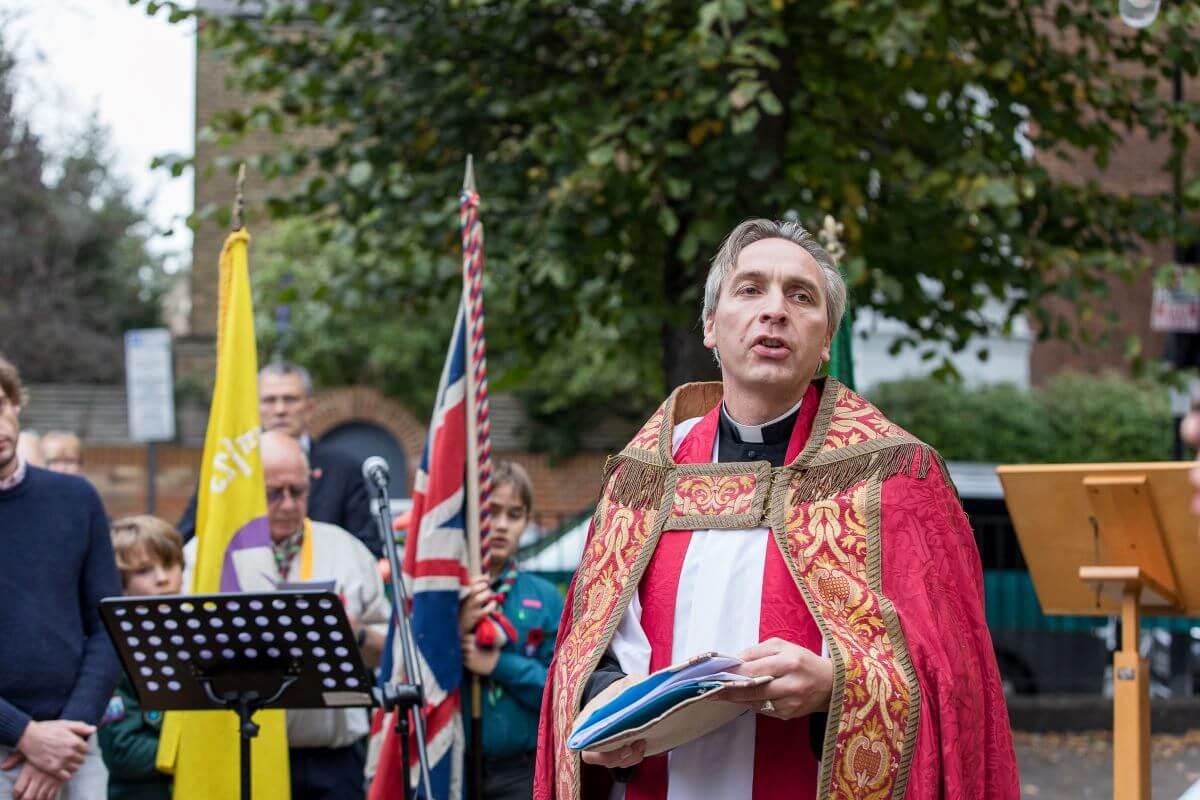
left=818, top=214, right=845, bottom=264
left=232, top=163, right=247, bottom=231
left=463, top=154, right=476, bottom=194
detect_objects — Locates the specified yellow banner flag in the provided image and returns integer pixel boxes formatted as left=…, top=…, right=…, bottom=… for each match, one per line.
left=156, top=228, right=290, bottom=799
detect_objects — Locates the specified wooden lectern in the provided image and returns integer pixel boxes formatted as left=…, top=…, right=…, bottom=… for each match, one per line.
left=997, top=462, right=1200, bottom=800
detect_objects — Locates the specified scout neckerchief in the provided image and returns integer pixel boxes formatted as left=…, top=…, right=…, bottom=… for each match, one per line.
left=272, top=518, right=314, bottom=581
left=474, top=561, right=518, bottom=649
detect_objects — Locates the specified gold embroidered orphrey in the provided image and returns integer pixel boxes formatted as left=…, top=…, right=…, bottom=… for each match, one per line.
left=548, top=378, right=948, bottom=800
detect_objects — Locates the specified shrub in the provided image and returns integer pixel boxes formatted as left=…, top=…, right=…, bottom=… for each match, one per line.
left=868, top=373, right=1173, bottom=463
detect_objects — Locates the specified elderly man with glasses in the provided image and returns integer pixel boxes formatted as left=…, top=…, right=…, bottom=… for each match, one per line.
left=182, top=430, right=388, bottom=800
left=177, top=361, right=380, bottom=556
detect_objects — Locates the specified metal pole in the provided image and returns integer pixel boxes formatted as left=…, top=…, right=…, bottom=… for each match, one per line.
left=146, top=442, right=157, bottom=515
left=369, top=485, right=435, bottom=798
left=238, top=699, right=254, bottom=800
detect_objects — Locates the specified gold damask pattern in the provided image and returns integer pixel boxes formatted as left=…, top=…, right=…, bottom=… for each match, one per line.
left=627, top=403, right=667, bottom=452
left=546, top=379, right=922, bottom=800
left=672, top=473, right=757, bottom=517
left=777, top=479, right=919, bottom=800
left=819, top=384, right=908, bottom=451
left=551, top=484, right=663, bottom=800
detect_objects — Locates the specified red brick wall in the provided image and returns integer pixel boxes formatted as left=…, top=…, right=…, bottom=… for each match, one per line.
left=83, top=444, right=200, bottom=523
left=83, top=444, right=605, bottom=533
left=1028, top=27, right=1198, bottom=383
left=82, top=384, right=609, bottom=531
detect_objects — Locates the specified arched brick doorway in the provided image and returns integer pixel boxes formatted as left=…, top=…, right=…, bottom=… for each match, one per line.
left=307, top=387, right=426, bottom=495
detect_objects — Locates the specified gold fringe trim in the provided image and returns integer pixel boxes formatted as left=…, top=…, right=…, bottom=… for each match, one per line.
left=602, top=454, right=668, bottom=510
left=792, top=442, right=941, bottom=504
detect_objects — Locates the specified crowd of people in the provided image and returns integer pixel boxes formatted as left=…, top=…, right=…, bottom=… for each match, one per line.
left=0, top=354, right=554, bottom=799
left=10, top=216, right=1200, bottom=800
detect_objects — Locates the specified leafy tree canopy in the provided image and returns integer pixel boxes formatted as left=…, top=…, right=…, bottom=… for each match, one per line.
left=0, top=34, right=169, bottom=382
left=148, top=0, right=1197, bottom=440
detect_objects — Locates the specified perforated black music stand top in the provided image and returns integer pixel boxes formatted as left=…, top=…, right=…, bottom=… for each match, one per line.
left=100, top=590, right=375, bottom=712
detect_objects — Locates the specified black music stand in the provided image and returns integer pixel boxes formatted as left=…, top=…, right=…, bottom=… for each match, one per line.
left=100, top=590, right=375, bottom=800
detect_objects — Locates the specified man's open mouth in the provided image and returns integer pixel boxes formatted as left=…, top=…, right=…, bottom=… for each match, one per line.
left=751, top=335, right=790, bottom=356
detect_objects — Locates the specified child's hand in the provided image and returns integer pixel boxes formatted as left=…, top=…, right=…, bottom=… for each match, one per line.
left=461, top=634, right=500, bottom=676
left=458, top=575, right=496, bottom=634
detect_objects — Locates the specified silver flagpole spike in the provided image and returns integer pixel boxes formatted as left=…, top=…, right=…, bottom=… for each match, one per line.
left=463, top=154, right=476, bottom=194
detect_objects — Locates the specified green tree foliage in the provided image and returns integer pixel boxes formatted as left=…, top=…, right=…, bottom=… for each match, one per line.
left=0, top=37, right=168, bottom=382
left=147, top=0, right=1198, bottom=434
left=870, top=373, right=1173, bottom=463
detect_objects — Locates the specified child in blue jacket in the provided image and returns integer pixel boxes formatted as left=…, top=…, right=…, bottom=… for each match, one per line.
left=98, top=516, right=183, bottom=800
left=460, top=461, right=564, bottom=800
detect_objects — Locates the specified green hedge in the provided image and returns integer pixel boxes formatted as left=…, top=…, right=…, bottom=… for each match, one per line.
left=868, top=373, right=1174, bottom=464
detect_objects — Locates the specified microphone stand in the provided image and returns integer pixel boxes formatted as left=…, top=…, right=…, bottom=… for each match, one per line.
left=366, top=469, right=435, bottom=800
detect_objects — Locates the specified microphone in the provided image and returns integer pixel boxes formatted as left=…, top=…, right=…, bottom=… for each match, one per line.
left=362, top=456, right=390, bottom=495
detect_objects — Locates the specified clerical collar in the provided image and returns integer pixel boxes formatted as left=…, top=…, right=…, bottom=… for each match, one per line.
left=716, top=399, right=802, bottom=467
left=719, top=400, right=802, bottom=444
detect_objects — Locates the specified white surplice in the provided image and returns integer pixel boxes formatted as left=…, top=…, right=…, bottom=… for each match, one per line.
left=606, top=415, right=776, bottom=800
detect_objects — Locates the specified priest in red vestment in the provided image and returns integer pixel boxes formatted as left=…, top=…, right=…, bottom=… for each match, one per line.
left=533, top=218, right=1020, bottom=800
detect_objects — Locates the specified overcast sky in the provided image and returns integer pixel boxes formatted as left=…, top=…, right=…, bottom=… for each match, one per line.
left=4, top=0, right=195, bottom=269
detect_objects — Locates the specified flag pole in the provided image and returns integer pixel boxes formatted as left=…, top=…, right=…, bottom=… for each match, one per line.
left=232, top=163, right=246, bottom=231
left=460, top=154, right=487, bottom=800
left=462, top=154, right=483, bottom=579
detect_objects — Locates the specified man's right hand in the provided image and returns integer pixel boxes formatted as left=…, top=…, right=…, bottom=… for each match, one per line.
left=15, top=720, right=93, bottom=780
left=576, top=673, right=648, bottom=770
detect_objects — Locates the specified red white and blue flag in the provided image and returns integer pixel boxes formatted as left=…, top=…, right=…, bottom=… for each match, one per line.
left=367, top=303, right=471, bottom=800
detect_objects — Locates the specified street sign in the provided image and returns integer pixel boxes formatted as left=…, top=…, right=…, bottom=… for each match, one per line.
left=1151, top=286, right=1200, bottom=333
left=124, top=328, right=176, bottom=443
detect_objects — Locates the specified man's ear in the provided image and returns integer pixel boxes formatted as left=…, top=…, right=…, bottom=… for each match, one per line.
left=820, top=329, right=833, bottom=364
left=702, top=315, right=716, bottom=350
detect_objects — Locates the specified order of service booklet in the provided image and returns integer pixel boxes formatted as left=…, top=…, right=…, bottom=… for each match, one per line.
left=566, top=652, right=772, bottom=757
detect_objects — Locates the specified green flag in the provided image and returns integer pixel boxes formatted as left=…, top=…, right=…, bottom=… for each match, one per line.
left=819, top=215, right=855, bottom=390
left=829, top=298, right=855, bottom=390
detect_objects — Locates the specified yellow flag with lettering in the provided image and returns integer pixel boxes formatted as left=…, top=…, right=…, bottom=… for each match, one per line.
left=156, top=228, right=290, bottom=799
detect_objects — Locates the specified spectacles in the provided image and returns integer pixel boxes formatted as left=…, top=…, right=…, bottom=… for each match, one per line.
left=266, top=484, right=309, bottom=505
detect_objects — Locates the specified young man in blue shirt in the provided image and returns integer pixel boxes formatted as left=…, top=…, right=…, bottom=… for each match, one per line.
left=460, top=461, right=563, bottom=800
left=0, top=354, right=122, bottom=800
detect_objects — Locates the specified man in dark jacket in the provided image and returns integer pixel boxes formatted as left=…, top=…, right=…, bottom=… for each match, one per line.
left=176, top=361, right=380, bottom=556
left=0, top=354, right=122, bottom=799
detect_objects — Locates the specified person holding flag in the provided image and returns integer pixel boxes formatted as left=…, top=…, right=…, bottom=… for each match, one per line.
left=367, top=158, right=505, bottom=800
left=458, top=460, right=562, bottom=799
left=155, top=200, right=291, bottom=800
left=535, top=218, right=1019, bottom=799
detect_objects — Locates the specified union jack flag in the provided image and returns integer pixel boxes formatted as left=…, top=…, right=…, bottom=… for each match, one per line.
left=367, top=301, right=471, bottom=800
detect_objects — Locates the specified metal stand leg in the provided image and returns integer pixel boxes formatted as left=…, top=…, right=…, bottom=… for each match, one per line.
left=197, top=676, right=296, bottom=800
left=379, top=683, right=422, bottom=800
left=398, top=704, right=413, bottom=800
left=236, top=697, right=260, bottom=800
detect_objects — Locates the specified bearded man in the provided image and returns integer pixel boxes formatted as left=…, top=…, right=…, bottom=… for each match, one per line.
left=534, top=219, right=1019, bottom=800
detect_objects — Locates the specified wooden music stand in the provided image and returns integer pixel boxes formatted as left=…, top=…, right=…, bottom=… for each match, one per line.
left=997, top=462, right=1200, bottom=800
